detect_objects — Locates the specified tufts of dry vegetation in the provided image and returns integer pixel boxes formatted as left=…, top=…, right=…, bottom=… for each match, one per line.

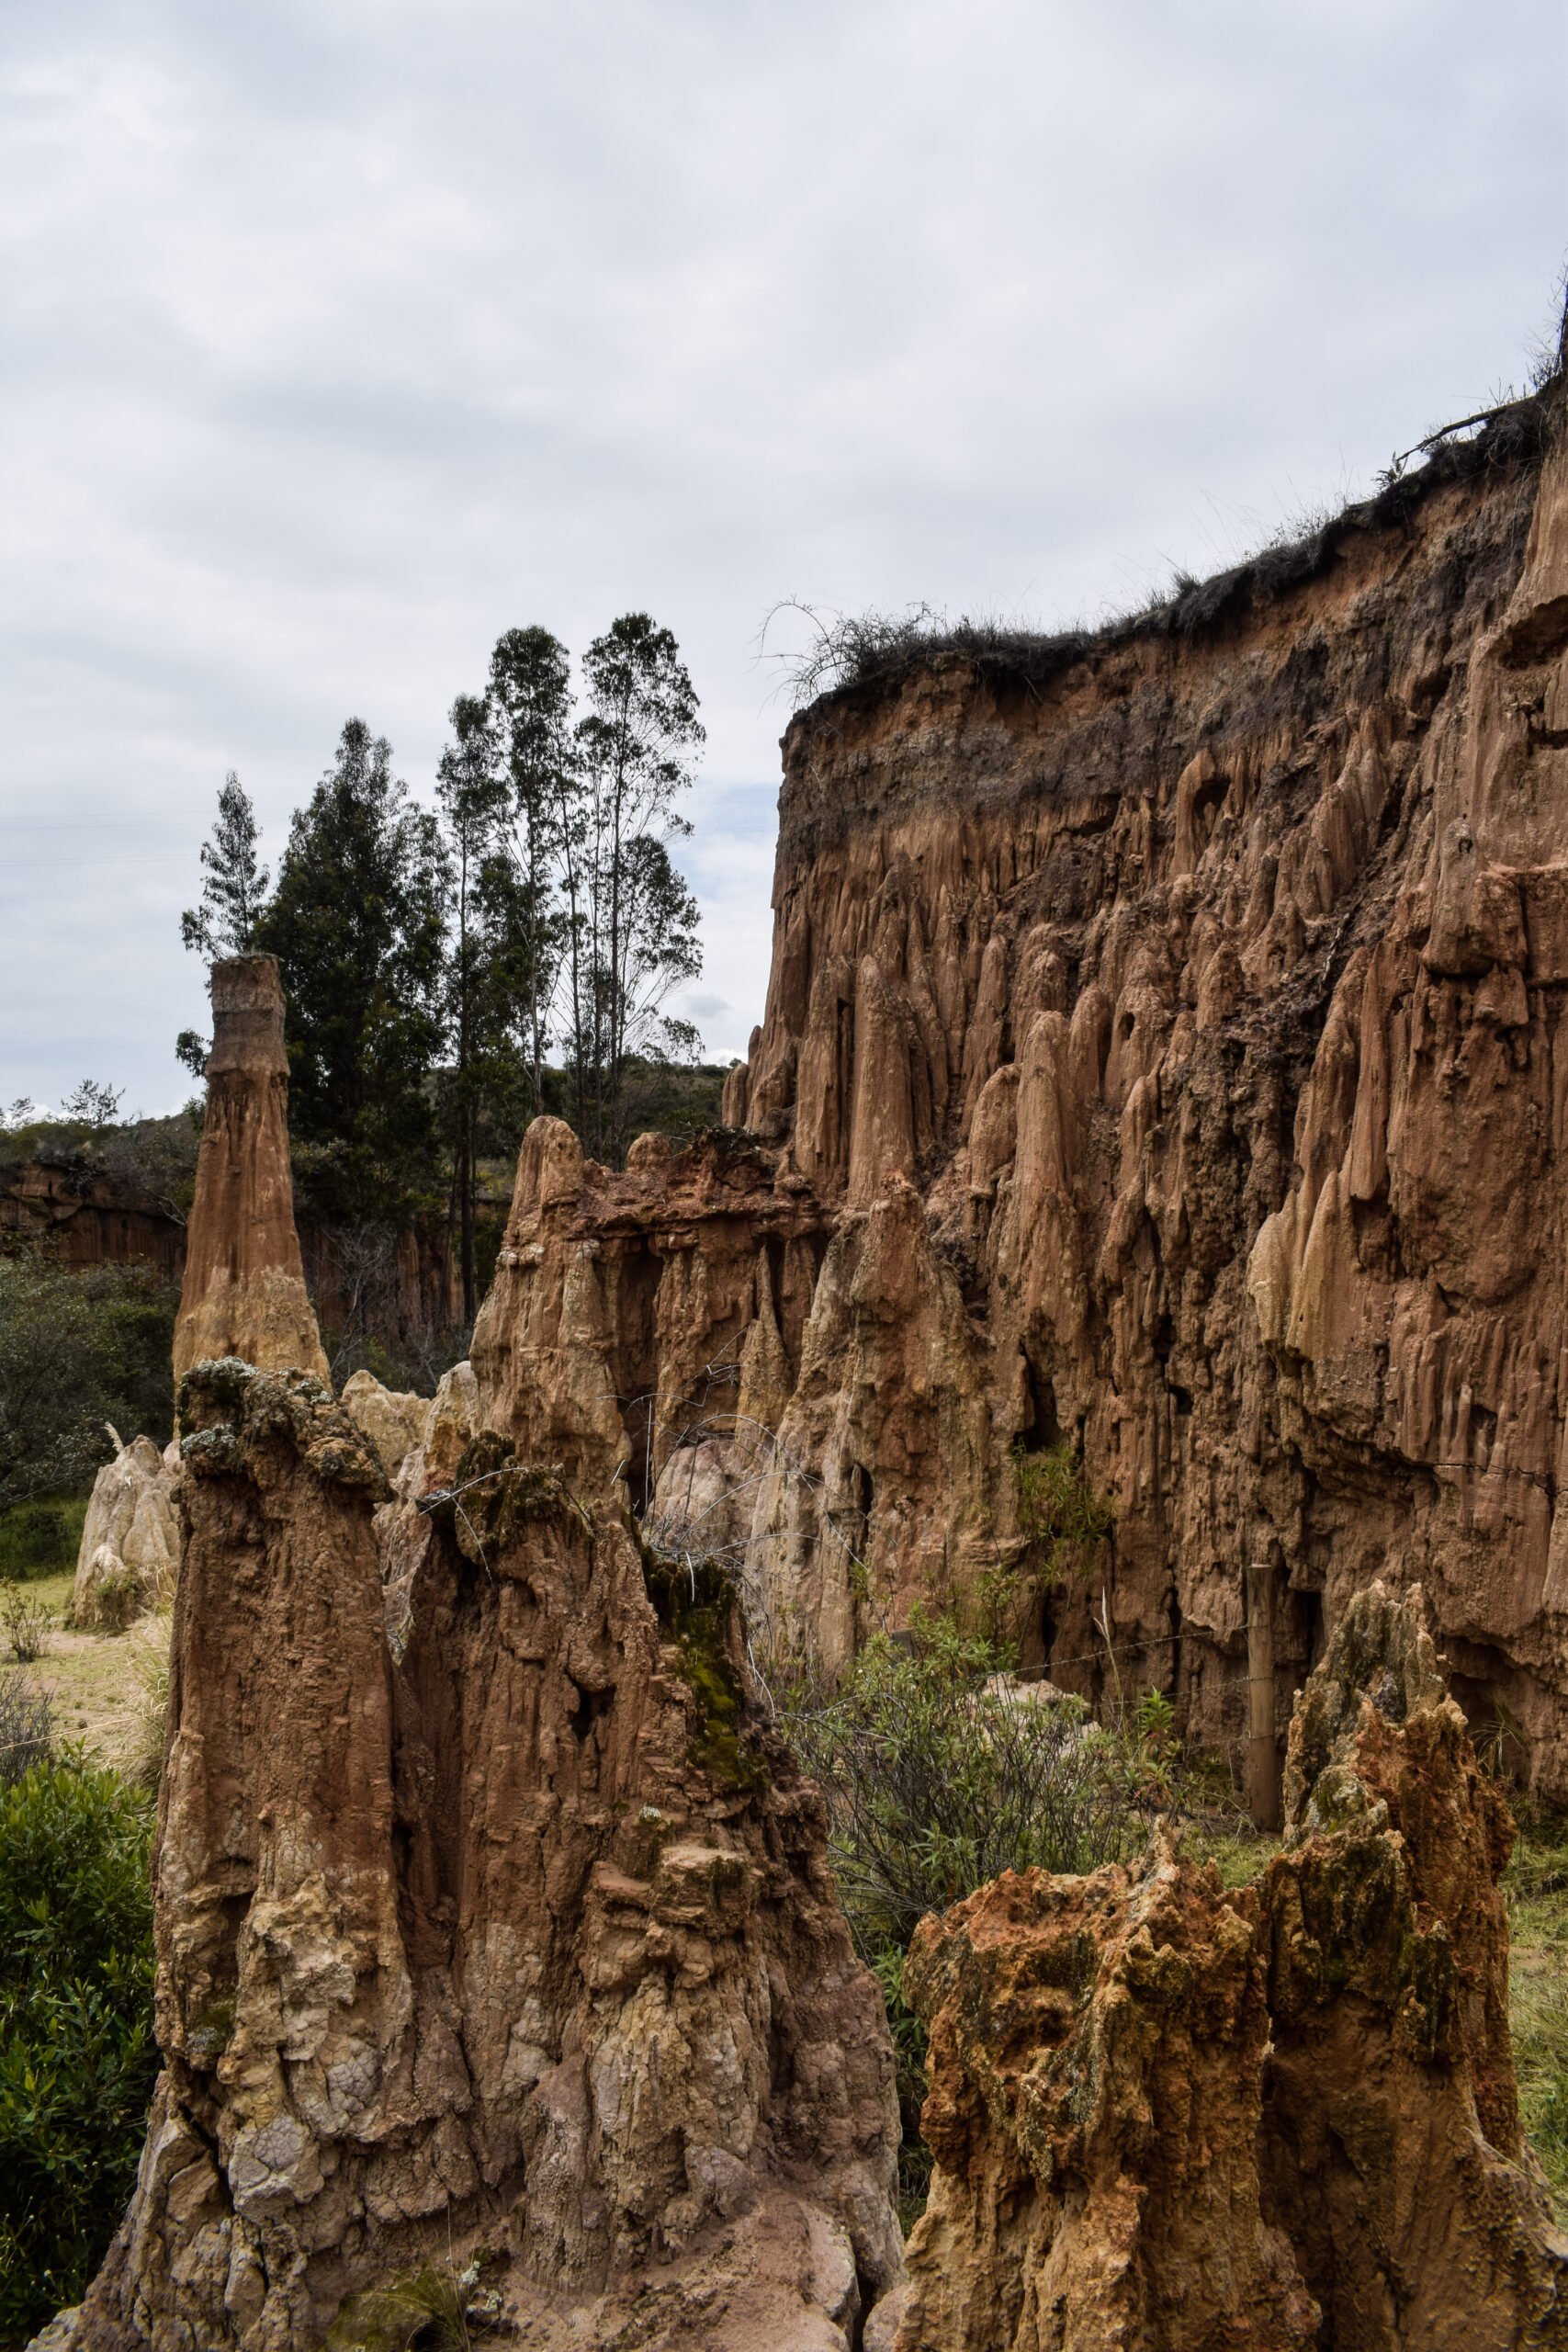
left=768, top=377, right=1562, bottom=722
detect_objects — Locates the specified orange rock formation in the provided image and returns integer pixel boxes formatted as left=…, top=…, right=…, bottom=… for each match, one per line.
left=896, top=1585, right=1567, bottom=2352
left=446, top=381, right=1568, bottom=1800
left=61, top=1353, right=902, bottom=2351
left=48, top=368, right=1568, bottom=2352
left=172, top=956, right=329, bottom=1386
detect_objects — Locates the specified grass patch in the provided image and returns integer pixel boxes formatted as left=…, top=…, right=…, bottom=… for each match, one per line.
left=1187, top=1821, right=1280, bottom=1888
left=6, top=1575, right=172, bottom=1781
left=1506, top=1812, right=1568, bottom=2219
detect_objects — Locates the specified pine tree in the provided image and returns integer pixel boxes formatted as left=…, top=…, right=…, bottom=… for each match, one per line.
left=434, top=694, right=534, bottom=1318
left=488, top=627, right=575, bottom=1117
left=180, top=774, right=269, bottom=960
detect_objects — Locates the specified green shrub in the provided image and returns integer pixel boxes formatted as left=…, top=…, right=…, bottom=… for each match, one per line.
left=0, top=1499, right=86, bottom=1582
left=968, top=1441, right=1117, bottom=1647
left=0, top=1759, right=156, bottom=2340
left=0, top=1254, right=179, bottom=1511
left=778, top=1610, right=1160, bottom=2233
left=780, top=1611, right=1145, bottom=1953
left=1010, top=1441, right=1115, bottom=1582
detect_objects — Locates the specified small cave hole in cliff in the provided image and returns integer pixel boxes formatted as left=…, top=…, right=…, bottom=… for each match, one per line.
left=1022, top=1358, right=1060, bottom=1446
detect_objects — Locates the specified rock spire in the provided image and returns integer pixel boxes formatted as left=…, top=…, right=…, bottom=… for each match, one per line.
left=894, top=1586, right=1568, bottom=2352
left=172, top=955, right=329, bottom=1386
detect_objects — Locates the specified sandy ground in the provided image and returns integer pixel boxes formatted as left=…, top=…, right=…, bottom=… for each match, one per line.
left=7, top=1569, right=170, bottom=1779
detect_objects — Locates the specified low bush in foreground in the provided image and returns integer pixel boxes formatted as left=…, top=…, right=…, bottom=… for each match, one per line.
left=0, top=1758, right=156, bottom=2342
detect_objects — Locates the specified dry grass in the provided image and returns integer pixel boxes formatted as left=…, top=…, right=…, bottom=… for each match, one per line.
left=6, top=1571, right=173, bottom=1781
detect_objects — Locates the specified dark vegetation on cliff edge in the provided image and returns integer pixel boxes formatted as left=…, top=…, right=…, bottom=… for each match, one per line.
left=776, top=375, right=1562, bottom=722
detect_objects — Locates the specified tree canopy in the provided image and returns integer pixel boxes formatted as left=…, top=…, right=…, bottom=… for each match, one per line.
left=255, top=719, right=449, bottom=1220
left=172, top=613, right=708, bottom=1269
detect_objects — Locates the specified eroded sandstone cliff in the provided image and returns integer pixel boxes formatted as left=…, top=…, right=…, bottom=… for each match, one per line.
left=464, top=379, right=1568, bottom=1801
left=46, top=363, right=1568, bottom=2352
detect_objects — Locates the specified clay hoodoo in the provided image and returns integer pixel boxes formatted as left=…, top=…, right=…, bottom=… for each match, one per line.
left=59, top=1343, right=902, bottom=2351
left=893, top=1585, right=1567, bottom=2352
left=69, top=1429, right=180, bottom=1629
left=172, top=954, right=329, bottom=1386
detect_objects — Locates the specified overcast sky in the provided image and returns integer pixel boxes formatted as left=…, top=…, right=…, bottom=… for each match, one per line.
left=3, top=0, right=1562, bottom=1116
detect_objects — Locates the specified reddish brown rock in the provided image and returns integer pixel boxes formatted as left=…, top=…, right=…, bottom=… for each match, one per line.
left=173, top=956, right=329, bottom=1386
left=62, top=1355, right=901, bottom=2352
left=897, top=1586, right=1567, bottom=2352
left=1260, top=1582, right=1565, bottom=2348
left=898, top=1847, right=1317, bottom=2352
left=448, top=380, right=1568, bottom=1799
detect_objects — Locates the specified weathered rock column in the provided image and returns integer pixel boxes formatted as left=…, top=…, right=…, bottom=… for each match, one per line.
left=172, top=955, right=329, bottom=1385
left=896, top=1585, right=1568, bottom=2352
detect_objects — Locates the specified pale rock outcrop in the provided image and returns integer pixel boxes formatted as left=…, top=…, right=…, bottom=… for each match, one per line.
left=896, top=1586, right=1567, bottom=2352
left=340, top=1368, right=430, bottom=1481
left=70, top=1430, right=180, bottom=1629
left=173, top=956, right=329, bottom=1387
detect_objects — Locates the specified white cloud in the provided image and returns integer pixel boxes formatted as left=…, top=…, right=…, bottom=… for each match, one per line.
left=1, top=0, right=1562, bottom=1105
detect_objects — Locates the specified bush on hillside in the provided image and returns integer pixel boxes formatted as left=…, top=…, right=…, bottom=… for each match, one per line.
left=0, top=1498, right=86, bottom=1581
left=780, top=1611, right=1147, bottom=1951
left=0, top=1109, right=200, bottom=1225
left=0, top=1254, right=179, bottom=1510
left=0, top=1759, right=156, bottom=2340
